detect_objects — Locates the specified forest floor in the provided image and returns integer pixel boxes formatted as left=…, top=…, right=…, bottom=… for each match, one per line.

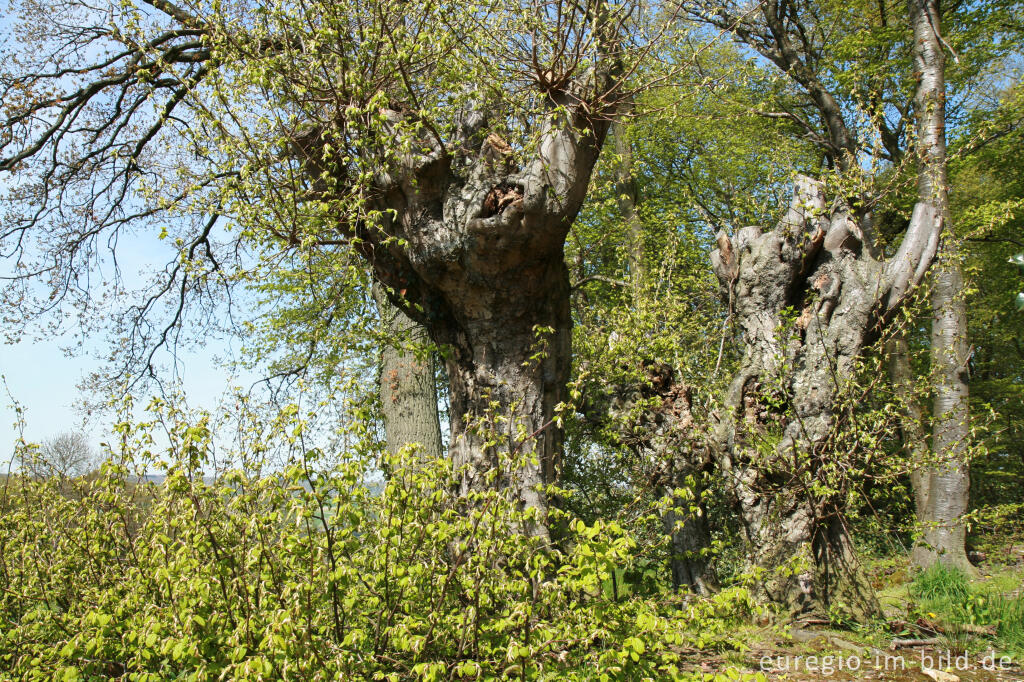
left=686, top=531, right=1024, bottom=681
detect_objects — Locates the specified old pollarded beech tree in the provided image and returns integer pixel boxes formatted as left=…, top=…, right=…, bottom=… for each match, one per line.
left=703, top=0, right=956, bottom=613
left=1, top=0, right=653, bottom=537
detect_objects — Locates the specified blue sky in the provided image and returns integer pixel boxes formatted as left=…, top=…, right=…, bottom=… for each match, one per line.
left=0, top=9, right=252, bottom=464
left=1, top=327, right=247, bottom=466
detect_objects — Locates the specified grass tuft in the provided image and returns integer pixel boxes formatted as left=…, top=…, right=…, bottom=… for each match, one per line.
left=910, top=563, right=1024, bottom=656
left=911, top=563, right=970, bottom=603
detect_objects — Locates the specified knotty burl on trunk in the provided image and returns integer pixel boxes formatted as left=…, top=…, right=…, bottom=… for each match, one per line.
left=582, top=359, right=717, bottom=595
left=363, top=98, right=610, bottom=539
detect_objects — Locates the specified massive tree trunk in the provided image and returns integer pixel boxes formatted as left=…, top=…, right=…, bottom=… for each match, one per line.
left=703, top=0, right=954, bottom=617
left=710, top=177, right=882, bottom=616
left=365, top=95, right=612, bottom=539
left=0, top=0, right=627, bottom=544
left=372, top=282, right=444, bottom=462
left=906, top=0, right=974, bottom=574
left=439, top=257, right=572, bottom=536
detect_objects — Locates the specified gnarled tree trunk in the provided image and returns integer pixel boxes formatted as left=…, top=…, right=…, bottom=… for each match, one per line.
left=710, top=178, right=881, bottom=616
left=703, top=0, right=955, bottom=617
left=365, top=95, right=612, bottom=539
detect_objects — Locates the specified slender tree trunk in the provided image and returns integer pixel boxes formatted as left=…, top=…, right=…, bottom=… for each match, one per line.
left=612, top=122, right=644, bottom=292
left=372, top=282, right=443, bottom=462
left=917, top=253, right=974, bottom=572
left=885, top=332, right=935, bottom=561
left=906, top=0, right=974, bottom=574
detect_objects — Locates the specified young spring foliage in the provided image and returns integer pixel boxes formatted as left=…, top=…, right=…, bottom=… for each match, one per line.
left=0, top=394, right=767, bottom=681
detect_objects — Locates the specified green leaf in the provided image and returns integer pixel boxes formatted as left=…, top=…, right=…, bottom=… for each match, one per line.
left=1015, top=292, right=1024, bottom=311
left=1010, top=252, right=1024, bottom=273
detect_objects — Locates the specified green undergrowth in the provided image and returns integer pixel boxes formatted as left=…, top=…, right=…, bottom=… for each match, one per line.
left=858, top=555, right=1024, bottom=662
left=910, top=564, right=1024, bottom=656
left=0, top=400, right=773, bottom=682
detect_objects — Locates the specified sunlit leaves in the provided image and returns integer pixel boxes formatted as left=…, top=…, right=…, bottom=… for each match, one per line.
left=0, top=393, right=757, bottom=680
left=1011, top=253, right=1024, bottom=273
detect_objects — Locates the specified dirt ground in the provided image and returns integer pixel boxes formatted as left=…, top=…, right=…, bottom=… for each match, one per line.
left=684, top=633, right=1023, bottom=681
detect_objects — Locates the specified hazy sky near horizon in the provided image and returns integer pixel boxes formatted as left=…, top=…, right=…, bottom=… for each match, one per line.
left=1, top=327, right=249, bottom=466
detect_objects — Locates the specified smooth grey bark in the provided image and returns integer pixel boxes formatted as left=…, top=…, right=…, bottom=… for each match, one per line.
left=372, top=282, right=444, bottom=463
left=885, top=333, right=933, bottom=542
left=363, top=90, right=614, bottom=539
left=917, top=252, right=974, bottom=573
left=888, top=287, right=973, bottom=576
left=905, top=0, right=974, bottom=574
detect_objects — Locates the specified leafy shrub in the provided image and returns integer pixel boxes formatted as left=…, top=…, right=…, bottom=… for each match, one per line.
left=0, top=397, right=757, bottom=681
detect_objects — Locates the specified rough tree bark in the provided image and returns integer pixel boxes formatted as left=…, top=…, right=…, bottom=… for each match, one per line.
left=364, top=91, right=614, bottom=539
left=372, top=282, right=444, bottom=463
left=587, top=359, right=716, bottom=594
left=645, top=375, right=716, bottom=596
left=607, top=121, right=715, bottom=593
left=710, top=177, right=884, bottom=616
left=0, top=0, right=626, bottom=542
left=709, top=167, right=945, bottom=614
left=700, top=0, right=955, bottom=617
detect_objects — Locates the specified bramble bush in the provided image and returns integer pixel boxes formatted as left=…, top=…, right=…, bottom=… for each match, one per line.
left=0, top=396, right=765, bottom=681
